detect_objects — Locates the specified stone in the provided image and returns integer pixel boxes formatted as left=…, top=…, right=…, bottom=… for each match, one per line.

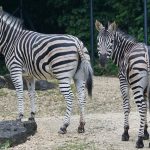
left=0, top=120, right=37, bottom=147
left=23, top=120, right=37, bottom=136
left=0, top=74, right=56, bottom=90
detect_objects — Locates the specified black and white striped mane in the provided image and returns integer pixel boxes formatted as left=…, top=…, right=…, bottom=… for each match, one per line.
left=115, top=29, right=137, bottom=43
left=0, top=10, right=23, bottom=28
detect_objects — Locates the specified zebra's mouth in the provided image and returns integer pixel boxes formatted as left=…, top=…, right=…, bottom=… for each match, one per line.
left=99, top=55, right=108, bottom=68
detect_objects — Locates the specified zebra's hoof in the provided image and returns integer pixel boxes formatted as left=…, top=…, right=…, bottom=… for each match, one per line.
left=144, top=130, right=149, bottom=140
left=78, top=122, right=85, bottom=133
left=58, top=127, right=67, bottom=134
left=28, top=117, right=35, bottom=121
left=122, top=133, right=129, bottom=141
left=78, top=126, right=85, bottom=133
left=16, top=114, right=23, bottom=122
left=136, top=137, right=144, bottom=148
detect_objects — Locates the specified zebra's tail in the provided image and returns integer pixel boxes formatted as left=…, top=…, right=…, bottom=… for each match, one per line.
left=80, top=59, right=93, bottom=97
left=75, top=39, right=93, bottom=97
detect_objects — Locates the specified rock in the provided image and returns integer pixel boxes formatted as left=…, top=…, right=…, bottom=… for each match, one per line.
left=35, top=80, right=56, bottom=91
left=0, top=74, right=56, bottom=90
left=23, top=120, right=37, bottom=136
left=0, top=76, right=6, bottom=88
left=0, top=120, right=37, bottom=147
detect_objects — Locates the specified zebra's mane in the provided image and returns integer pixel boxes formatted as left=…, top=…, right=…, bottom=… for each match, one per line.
left=0, top=10, right=23, bottom=28
left=115, top=29, right=137, bottom=43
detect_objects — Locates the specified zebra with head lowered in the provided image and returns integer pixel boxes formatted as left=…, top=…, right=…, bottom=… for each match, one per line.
left=95, top=20, right=149, bottom=148
left=0, top=8, right=93, bottom=134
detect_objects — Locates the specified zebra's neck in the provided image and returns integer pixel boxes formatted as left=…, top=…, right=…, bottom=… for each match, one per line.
left=0, top=22, right=23, bottom=61
left=111, top=31, right=136, bottom=66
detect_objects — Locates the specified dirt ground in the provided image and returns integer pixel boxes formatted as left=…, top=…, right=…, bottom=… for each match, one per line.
left=0, top=76, right=150, bottom=150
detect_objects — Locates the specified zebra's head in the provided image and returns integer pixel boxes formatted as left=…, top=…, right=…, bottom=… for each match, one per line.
left=95, top=20, right=117, bottom=67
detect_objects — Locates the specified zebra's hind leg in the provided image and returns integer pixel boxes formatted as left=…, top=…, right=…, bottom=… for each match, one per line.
left=143, top=92, right=149, bottom=140
left=119, top=75, right=130, bottom=141
left=58, top=79, right=74, bottom=134
left=144, top=124, right=149, bottom=140
left=133, top=90, right=147, bottom=148
left=25, top=76, right=36, bottom=121
left=74, top=79, right=86, bottom=133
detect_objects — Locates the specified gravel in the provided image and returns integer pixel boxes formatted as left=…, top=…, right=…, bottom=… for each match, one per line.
left=0, top=76, right=149, bottom=150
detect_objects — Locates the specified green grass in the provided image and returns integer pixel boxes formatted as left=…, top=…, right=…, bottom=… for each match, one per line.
left=0, top=89, right=8, bottom=97
left=0, top=140, right=11, bottom=149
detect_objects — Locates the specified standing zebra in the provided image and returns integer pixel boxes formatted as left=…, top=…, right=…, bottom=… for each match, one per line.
left=95, top=20, right=149, bottom=148
left=0, top=8, right=93, bottom=134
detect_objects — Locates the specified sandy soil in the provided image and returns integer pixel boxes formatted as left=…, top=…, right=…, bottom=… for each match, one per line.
left=0, top=76, right=150, bottom=150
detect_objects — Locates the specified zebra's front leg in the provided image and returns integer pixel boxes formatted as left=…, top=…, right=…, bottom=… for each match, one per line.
left=11, top=72, right=24, bottom=121
left=119, top=76, right=130, bottom=141
left=75, top=79, right=86, bottom=133
left=58, top=81, right=73, bottom=134
left=25, top=76, right=36, bottom=121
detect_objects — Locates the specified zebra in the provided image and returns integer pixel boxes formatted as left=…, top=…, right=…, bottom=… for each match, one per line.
left=0, top=7, right=93, bottom=134
left=95, top=20, right=149, bottom=148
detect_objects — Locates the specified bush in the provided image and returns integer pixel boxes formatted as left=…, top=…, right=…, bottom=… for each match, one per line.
left=93, top=59, right=118, bottom=76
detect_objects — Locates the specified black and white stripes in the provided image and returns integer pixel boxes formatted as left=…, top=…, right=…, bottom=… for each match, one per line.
left=0, top=9, right=93, bottom=134
left=95, top=20, right=149, bottom=148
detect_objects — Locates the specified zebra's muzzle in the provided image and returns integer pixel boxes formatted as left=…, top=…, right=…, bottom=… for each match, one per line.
left=99, top=54, right=107, bottom=67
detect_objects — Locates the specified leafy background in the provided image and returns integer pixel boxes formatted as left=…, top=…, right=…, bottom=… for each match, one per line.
left=0, top=0, right=149, bottom=76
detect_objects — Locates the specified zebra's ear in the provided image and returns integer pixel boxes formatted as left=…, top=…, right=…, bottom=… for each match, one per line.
left=108, top=21, right=117, bottom=32
left=95, top=20, right=104, bottom=32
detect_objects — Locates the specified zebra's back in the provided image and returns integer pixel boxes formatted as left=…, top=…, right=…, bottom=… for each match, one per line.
left=16, top=32, right=87, bottom=80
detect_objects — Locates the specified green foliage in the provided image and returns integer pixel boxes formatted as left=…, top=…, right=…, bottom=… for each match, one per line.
left=0, top=65, right=9, bottom=75
left=94, top=60, right=118, bottom=76
left=0, top=140, right=11, bottom=149
left=0, top=56, right=8, bottom=75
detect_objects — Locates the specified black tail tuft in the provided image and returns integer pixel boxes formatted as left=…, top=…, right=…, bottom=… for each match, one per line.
left=86, top=69, right=93, bottom=97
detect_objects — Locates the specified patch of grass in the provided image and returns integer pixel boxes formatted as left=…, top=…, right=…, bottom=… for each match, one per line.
left=0, top=140, right=11, bottom=149
left=56, top=141, right=96, bottom=150
left=0, top=89, right=8, bottom=97
left=47, top=79, right=59, bottom=85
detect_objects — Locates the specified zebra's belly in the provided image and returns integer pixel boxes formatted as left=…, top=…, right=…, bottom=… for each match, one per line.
left=22, top=61, right=78, bottom=80
left=22, top=66, right=55, bottom=80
